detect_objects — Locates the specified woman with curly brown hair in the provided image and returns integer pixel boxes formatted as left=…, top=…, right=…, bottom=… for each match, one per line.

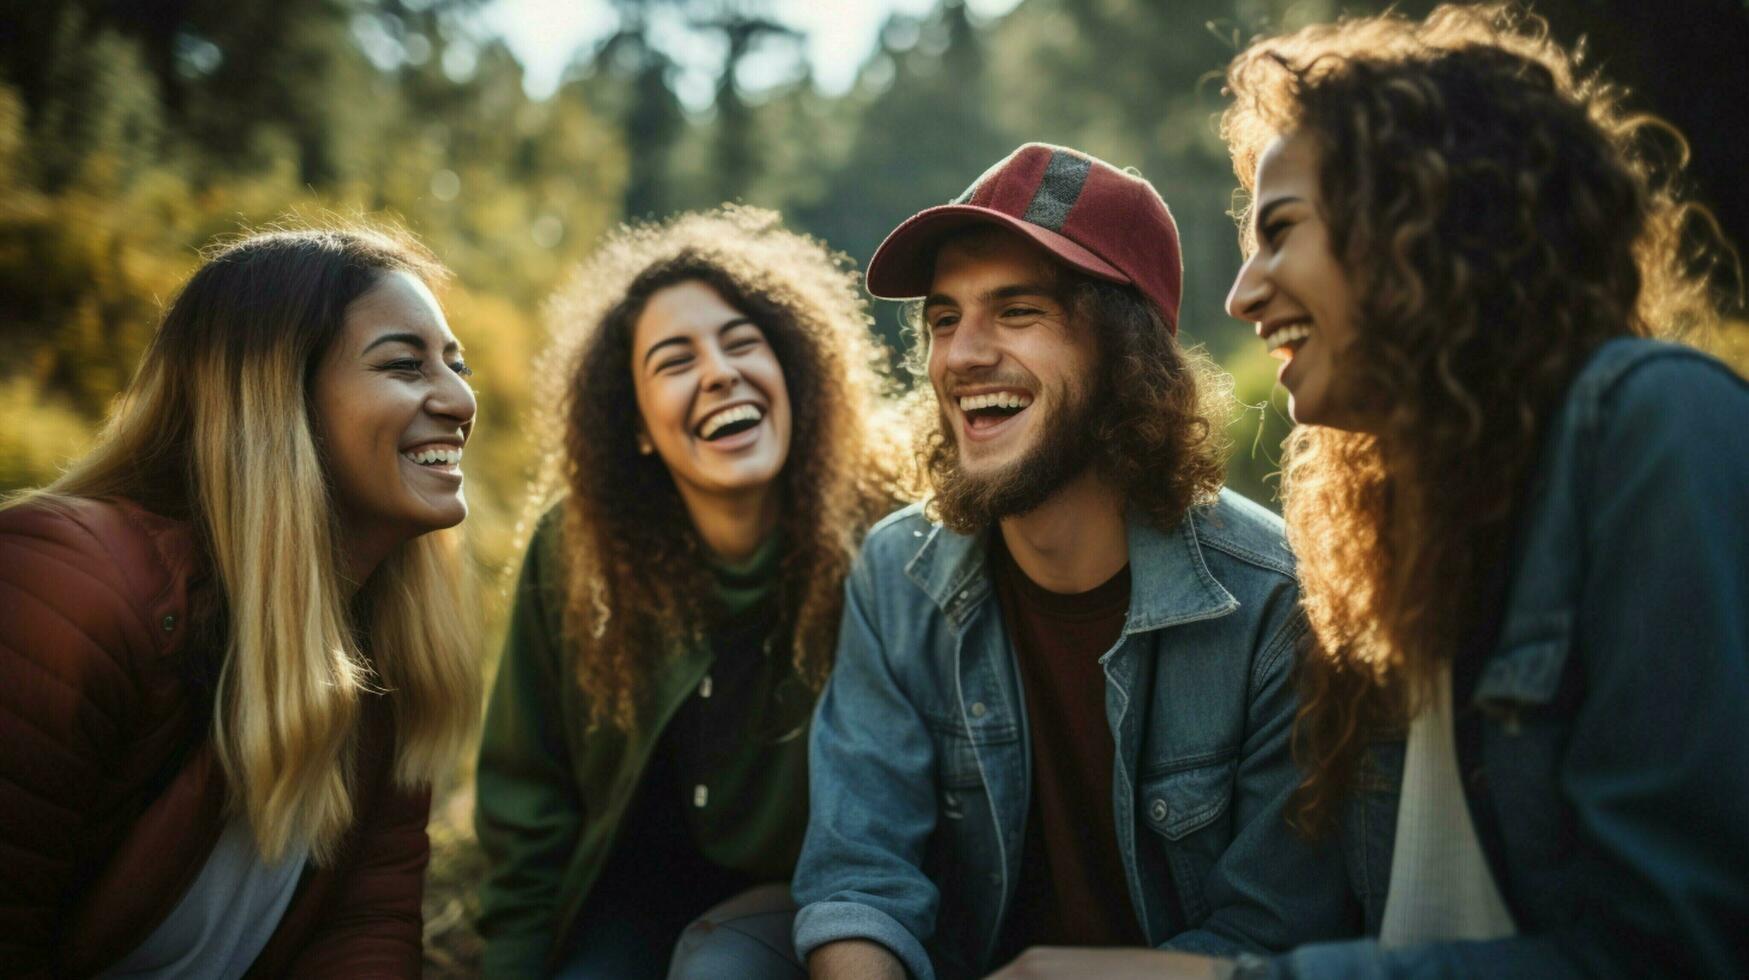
left=474, top=206, right=905, bottom=978
left=1206, top=3, right=1749, bottom=977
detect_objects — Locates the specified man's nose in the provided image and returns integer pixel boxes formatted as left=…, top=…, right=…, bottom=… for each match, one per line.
left=941, top=313, right=1001, bottom=374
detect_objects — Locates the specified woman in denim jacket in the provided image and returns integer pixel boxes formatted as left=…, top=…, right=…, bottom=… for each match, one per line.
left=1202, top=4, right=1749, bottom=978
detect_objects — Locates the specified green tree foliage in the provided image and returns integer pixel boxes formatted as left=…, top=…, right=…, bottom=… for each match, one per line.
left=9, top=1, right=1746, bottom=973
left=796, top=3, right=1010, bottom=269
left=574, top=21, right=688, bottom=219
left=0, top=0, right=627, bottom=583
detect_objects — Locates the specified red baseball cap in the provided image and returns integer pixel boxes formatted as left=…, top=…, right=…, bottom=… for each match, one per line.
left=865, top=142, right=1183, bottom=333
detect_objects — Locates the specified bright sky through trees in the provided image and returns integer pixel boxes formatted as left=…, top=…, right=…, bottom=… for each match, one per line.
left=481, top=0, right=1024, bottom=105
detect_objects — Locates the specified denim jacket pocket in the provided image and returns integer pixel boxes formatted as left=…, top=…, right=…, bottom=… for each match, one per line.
left=937, top=732, right=983, bottom=790
left=925, top=717, right=1010, bottom=973
left=1141, top=761, right=1237, bottom=840
left=1474, top=611, right=1574, bottom=716
left=1139, top=759, right=1237, bottom=923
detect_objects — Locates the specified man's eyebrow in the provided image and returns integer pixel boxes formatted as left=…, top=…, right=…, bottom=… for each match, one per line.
left=923, top=282, right=1060, bottom=309
left=984, top=283, right=1059, bottom=303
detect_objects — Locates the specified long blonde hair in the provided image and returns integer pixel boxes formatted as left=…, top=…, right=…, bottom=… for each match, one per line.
left=19, top=224, right=480, bottom=862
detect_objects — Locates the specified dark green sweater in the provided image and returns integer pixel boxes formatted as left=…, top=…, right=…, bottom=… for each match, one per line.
left=474, top=508, right=814, bottom=977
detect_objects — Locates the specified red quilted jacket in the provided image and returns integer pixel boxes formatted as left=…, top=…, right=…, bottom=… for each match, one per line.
left=0, top=496, right=430, bottom=978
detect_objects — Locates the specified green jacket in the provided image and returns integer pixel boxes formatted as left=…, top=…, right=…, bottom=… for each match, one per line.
left=474, top=510, right=814, bottom=977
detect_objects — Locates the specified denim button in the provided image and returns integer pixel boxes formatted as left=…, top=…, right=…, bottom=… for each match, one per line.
left=161, top=614, right=176, bottom=632
left=1150, top=798, right=1168, bottom=822
left=693, top=785, right=709, bottom=808
left=970, top=702, right=987, bottom=718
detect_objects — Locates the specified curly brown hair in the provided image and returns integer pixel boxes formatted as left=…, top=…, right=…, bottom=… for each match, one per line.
left=903, top=228, right=1233, bottom=533
left=1222, top=3, right=1728, bottom=834
left=532, top=206, right=908, bottom=730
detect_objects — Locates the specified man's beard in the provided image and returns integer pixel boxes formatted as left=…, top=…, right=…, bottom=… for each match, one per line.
left=928, top=378, right=1101, bottom=533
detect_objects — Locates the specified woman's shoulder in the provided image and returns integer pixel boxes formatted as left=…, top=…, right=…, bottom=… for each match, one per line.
left=1567, top=337, right=1748, bottom=418
left=1538, top=337, right=1748, bottom=469
left=1531, top=338, right=1749, bottom=526
left=1, top=494, right=203, bottom=675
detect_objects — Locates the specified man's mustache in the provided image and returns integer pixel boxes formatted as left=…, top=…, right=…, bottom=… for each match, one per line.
left=936, top=369, right=1037, bottom=395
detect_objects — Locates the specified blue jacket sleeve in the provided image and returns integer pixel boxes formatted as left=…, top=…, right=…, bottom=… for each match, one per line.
left=1261, top=353, right=1749, bottom=979
left=791, top=545, right=942, bottom=980
left=1166, top=603, right=1362, bottom=956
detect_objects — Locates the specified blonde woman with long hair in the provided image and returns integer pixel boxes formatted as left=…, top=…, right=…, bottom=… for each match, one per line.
left=0, top=225, right=481, bottom=977
left=475, top=206, right=904, bottom=978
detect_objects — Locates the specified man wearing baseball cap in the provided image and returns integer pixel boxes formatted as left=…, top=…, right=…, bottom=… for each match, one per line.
left=790, top=145, right=1366, bottom=978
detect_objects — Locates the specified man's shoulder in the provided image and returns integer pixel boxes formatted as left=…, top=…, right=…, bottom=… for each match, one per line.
left=1188, top=489, right=1295, bottom=580
left=858, top=501, right=935, bottom=569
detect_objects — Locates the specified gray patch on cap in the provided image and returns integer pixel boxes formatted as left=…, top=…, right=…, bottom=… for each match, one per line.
left=1022, top=151, right=1091, bottom=231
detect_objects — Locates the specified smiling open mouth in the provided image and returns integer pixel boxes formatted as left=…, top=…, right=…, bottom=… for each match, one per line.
left=1263, top=322, right=1311, bottom=360
left=957, top=391, right=1033, bottom=431
left=402, top=445, right=462, bottom=467
left=697, top=403, right=764, bottom=441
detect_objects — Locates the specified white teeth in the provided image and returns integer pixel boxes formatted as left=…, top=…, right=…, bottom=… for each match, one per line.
left=956, top=391, right=1034, bottom=413
left=698, top=403, right=764, bottom=439
left=1265, top=324, right=1312, bottom=352
left=404, top=446, right=462, bottom=466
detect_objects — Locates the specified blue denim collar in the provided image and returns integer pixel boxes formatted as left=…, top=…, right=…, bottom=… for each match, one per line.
left=902, top=503, right=1239, bottom=633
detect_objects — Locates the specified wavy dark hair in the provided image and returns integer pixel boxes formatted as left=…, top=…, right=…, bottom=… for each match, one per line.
left=532, top=206, right=907, bottom=730
left=1222, top=3, right=1728, bottom=834
left=905, top=228, right=1232, bottom=532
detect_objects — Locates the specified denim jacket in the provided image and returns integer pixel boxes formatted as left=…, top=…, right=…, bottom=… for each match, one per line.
left=793, top=490, right=1373, bottom=980
left=1266, top=339, right=1749, bottom=978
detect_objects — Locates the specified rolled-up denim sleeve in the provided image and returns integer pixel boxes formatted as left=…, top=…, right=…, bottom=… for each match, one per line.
left=791, top=546, right=941, bottom=980
left=1255, top=353, right=1749, bottom=979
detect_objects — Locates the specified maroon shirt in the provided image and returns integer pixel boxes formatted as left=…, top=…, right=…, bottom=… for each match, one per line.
left=990, top=533, right=1146, bottom=948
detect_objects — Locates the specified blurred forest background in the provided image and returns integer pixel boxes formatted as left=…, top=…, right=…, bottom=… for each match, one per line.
left=2, top=0, right=1745, bottom=972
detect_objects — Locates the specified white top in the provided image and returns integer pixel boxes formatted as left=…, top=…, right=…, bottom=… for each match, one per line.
left=1379, top=662, right=1517, bottom=948
left=101, top=814, right=309, bottom=979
